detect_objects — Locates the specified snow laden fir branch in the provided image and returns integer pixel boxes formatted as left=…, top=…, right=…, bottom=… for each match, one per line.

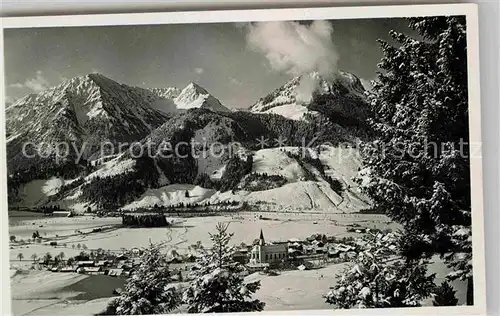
left=324, top=232, right=436, bottom=309
left=344, top=15, right=474, bottom=307
left=183, top=222, right=265, bottom=313
left=103, top=243, right=181, bottom=315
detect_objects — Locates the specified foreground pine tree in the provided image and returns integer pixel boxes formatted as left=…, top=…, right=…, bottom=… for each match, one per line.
left=356, top=16, right=472, bottom=304
left=325, top=232, right=435, bottom=308
left=433, top=281, right=459, bottom=306
left=183, top=223, right=265, bottom=313
left=103, top=243, right=180, bottom=315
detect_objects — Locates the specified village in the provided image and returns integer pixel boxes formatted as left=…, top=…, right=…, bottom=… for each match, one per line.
left=11, top=218, right=384, bottom=284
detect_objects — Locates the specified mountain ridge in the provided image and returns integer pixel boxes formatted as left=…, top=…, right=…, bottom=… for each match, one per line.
left=250, top=70, right=368, bottom=121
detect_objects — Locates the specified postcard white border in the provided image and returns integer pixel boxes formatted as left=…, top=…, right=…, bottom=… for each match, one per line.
left=0, top=3, right=486, bottom=316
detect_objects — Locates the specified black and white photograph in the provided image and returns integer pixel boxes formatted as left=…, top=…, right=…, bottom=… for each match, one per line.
left=0, top=4, right=486, bottom=316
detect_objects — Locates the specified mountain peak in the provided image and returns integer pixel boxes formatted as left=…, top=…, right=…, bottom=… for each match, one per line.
left=174, top=82, right=230, bottom=112
left=184, top=82, right=208, bottom=94
left=250, top=70, right=367, bottom=121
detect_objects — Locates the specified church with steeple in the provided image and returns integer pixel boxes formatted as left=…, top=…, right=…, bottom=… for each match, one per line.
left=249, top=229, right=288, bottom=265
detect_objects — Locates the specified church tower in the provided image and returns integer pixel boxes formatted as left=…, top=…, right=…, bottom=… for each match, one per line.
left=259, top=229, right=265, bottom=246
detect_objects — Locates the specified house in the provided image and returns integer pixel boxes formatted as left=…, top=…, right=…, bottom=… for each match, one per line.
left=328, top=249, right=340, bottom=258
left=116, top=254, right=128, bottom=261
left=288, top=248, right=303, bottom=257
left=298, top=261, right=315, bottom=270
left=52, top=211, right=71, bottom=217
left=335, top=244, right=355, bottom=253
left=232, top=250, right=249, bottom=264
left=246, top=262, right=269, bottom=273
left=288, top=242, right=302, bottom=250
left=304, top=246, right=315, bottom=254
left=60, top=266, right=76, bottom=272
left=77, top=261, right=95, bottom=267
left=249, top=230, right=288, bottom=265
left=78, top=266, right=103, bottom=275
left=108, top=268, right=123, bottom=277
left=315, top=246, right=326, bottom=254
left=311, top=240, right=325, bottom=248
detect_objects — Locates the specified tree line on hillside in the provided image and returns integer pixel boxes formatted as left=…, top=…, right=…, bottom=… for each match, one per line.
left=218, top=155, right=253, bottom=192
left=127, top=200, right=243, bottom=214
left=285, top=150, right=344, bottom=195
left=226, top=111, right=328, bottom=148
left=7, top=157, right=94, bottom=202
left=239, top=172, right=288, bottom=192
left=49, top=177, right=85, bottom=202
left=79, top=156, right=160, bottom=209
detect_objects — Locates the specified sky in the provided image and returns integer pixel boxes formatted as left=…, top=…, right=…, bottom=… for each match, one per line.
left=3, top=18, right=414, bottom=109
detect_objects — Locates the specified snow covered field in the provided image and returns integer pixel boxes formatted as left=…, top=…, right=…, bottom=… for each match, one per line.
left=9, top=270, right=115, bottom=316
left=9, top=212, right=397, bottom=259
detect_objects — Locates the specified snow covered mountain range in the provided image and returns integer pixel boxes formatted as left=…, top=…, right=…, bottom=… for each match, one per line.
left=6, top=71, right=373, bottom=214
left=6, top=74, right=231, bottom=170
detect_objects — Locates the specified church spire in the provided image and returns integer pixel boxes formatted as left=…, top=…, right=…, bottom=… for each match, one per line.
left=259, top=229, right=265, bottom=245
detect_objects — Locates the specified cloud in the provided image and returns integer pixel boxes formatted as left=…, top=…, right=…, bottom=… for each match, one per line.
left=9, top=70, right=51, bottom=93
left=8, top=83, right=24, bottom=89
left=194, top=68, right=204, bottom=74
left=246, top=21, right=339, bottom=77
left=295, top=75, right=320, bottom=104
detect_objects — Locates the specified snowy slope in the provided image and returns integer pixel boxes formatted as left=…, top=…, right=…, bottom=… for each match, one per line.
left=121, top=184, right=216, bottom=210
left=251, top=148, right=305, bottom=181
left=259, top=103, right=320, bottom=121
left=12, top=177, right=78, bottom=208
left=117, top=146, right=370, bottom=213
left=84, top=155, right=136, bottom=181
left=149, top=83, right=230, bottom=113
